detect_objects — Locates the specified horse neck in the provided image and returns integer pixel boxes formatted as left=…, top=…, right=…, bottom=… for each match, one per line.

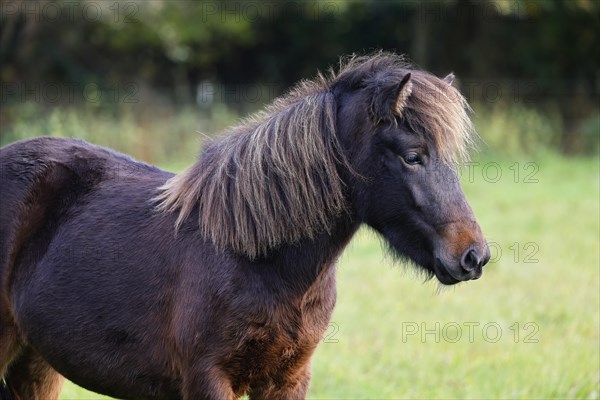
left=243, top=217, right=360, bottom=298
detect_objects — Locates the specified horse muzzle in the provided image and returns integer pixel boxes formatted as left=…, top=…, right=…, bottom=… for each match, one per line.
left=433, top=221, right=491, bottom=285
left=434, top=245, right=490, bottom=285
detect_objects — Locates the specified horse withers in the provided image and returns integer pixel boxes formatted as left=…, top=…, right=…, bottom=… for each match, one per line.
left=0, top=53, right=489, bottom=400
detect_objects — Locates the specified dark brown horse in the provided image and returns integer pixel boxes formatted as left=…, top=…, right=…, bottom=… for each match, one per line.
left=0, top=53, right=489, bottom=400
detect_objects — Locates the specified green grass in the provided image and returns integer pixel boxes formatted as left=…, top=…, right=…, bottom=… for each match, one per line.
left=56, top=154, right=599, bottom=399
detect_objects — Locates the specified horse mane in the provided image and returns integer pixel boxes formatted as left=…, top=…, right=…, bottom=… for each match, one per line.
left=154, top=52, right=475, bottom=258
left=154, top=78, right=347, bottom=259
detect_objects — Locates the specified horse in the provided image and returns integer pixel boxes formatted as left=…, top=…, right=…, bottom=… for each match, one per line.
left=0, top=53, right=490, bottom=400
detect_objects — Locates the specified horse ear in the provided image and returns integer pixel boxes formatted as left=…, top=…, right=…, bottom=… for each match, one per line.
left=393, top=73, right=413, bottom=117
left=443, top=72, right=455, bottom=85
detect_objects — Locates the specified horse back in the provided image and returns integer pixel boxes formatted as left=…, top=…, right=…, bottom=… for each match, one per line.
left=0, top=137, right=161, bottom=311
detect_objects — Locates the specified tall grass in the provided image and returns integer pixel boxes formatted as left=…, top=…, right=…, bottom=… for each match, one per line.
left=2, top=101, right=598, bottom=163
left=473, top=102, right=599, bottom=157
left=0, top=102, right=239, bottom=170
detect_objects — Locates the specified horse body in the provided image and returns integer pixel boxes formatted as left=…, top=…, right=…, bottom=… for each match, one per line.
left=1, top=137, right=351, bottom=399
left=1, top=53, right=490, bottom=399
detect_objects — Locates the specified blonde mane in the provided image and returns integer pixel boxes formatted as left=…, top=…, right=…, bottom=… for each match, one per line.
left=154, top=53, right=475, bottom=258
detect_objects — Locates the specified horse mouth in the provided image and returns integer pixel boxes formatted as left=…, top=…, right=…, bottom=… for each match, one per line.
left=433, top=258, right=481, bottom=285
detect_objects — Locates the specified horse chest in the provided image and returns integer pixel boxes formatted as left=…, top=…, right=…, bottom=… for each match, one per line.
left=224, top=270, right=336, bottom=393
left=225, top=310, right=327, bottom=394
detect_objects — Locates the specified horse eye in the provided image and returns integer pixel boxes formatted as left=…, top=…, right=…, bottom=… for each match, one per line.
left=403, top=152, right=422, bottom=165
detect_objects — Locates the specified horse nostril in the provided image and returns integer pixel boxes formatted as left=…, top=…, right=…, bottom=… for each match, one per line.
left=482, top=247, right=491, bottom=266
left=460, top=248, right=481, bottom=272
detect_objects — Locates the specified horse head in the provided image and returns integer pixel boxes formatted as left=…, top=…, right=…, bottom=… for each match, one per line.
left=332, top=54, right=490, bottom=284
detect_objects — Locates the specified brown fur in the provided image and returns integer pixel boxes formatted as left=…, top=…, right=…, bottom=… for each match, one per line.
left=439, top=220, right=485, bottom=261
left=5, top=348, right=64, bottom=400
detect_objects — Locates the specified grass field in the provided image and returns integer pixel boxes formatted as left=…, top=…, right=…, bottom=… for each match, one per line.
left=54, top=153, right=599, bottom=399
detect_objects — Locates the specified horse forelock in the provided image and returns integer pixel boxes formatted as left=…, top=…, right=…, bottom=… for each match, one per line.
left=334, top=52, right=475, bottom=166
left=404, top=73, right=475, bottom=166
left=155, top=52, right=475, bottom=258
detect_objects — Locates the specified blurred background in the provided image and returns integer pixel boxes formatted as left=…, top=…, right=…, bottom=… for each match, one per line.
left=1, top=0, right=598, bottom=399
